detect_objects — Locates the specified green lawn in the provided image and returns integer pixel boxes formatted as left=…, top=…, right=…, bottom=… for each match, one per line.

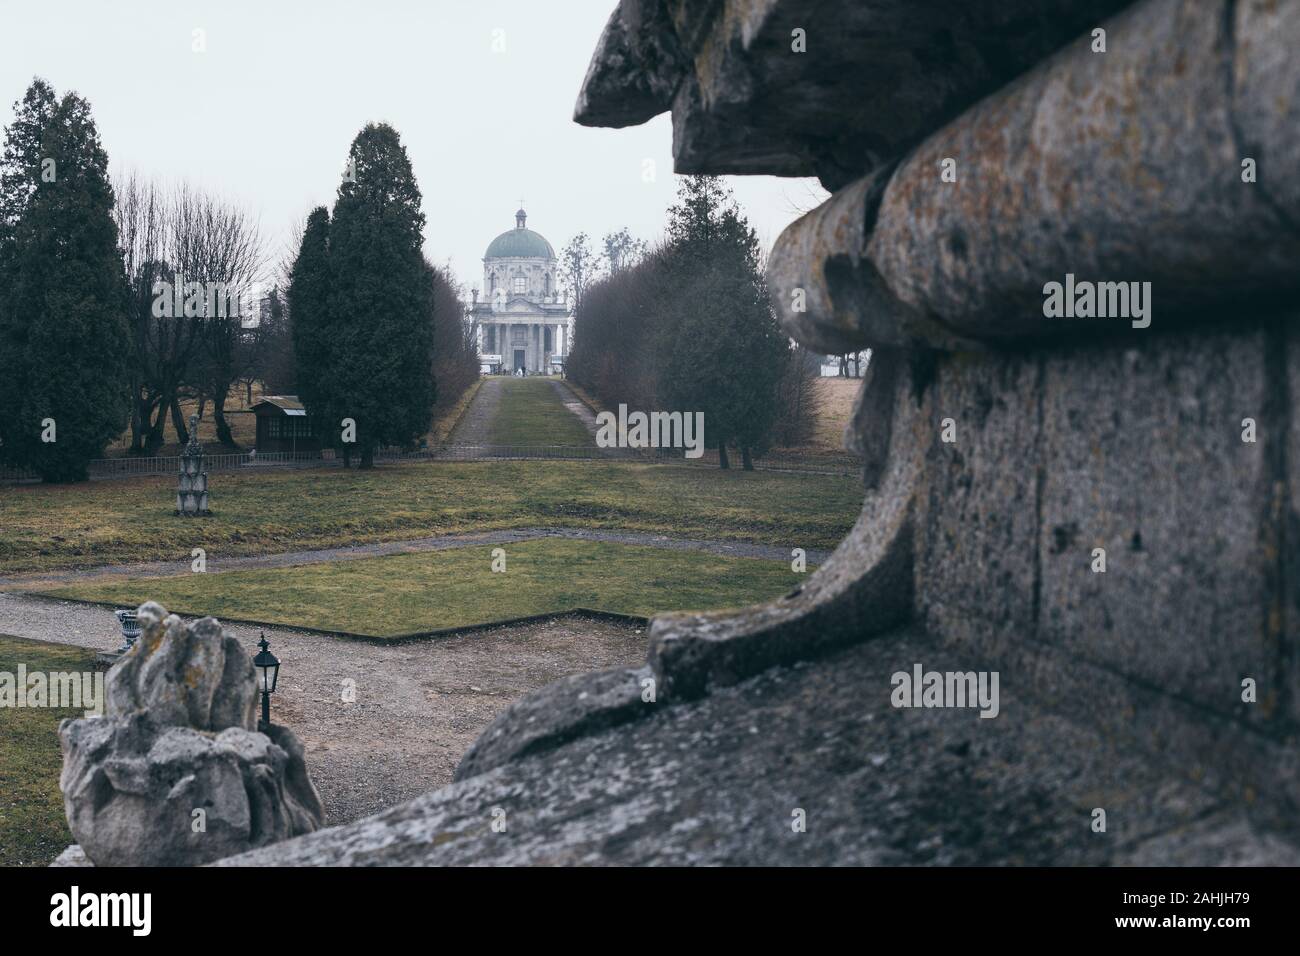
left=46, top=539, right=808, bottom=638
left=0, top=460, right=860, bottom=576
left=0, top=635, right=95, bottom=866
left=487, top=377, right=593, bottom=446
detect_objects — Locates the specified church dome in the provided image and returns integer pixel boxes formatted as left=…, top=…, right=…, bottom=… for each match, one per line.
left=484, top=208, right=555, bottom=259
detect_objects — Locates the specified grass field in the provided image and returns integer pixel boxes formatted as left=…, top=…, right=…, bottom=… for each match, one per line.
left=0, top=635, right=95, bottom=866
left=488, top=378, right=592, bottom=446
left=0, top=460, right=861, bottom=576
left=46, top=539, right=808, bottom=637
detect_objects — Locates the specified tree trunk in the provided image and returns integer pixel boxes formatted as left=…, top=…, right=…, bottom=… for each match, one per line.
left=342, top=446, right=352, bottom=468
left=130, top=394, right=156, bottom=454
left=143, top=421, right=164, bottom=456
left=213, top=398, right=237, bottom=448
left=718, top=441, right=730, bottom=470
left=143, top=390, right=170, bottom=455
left=741, top=446, right=754, bottom=470
left=360, top=442, right=375, bottom=469
left=246, top=380, right=253, bottom=405
left=170, top=398, right=190, bottom=445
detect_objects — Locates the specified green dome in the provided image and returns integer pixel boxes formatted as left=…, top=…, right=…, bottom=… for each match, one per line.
left=484, top=226, right=555, bottom=260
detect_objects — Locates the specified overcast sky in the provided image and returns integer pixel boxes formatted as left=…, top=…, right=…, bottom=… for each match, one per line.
left=0, top=0, right=827, bottom=294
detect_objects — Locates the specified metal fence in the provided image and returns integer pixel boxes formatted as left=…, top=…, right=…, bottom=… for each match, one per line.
left=0, top=443, right=862, bottom=484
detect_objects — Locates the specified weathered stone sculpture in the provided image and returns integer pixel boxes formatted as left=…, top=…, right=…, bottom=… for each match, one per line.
left=220, top=0, right=1300, bottom=866
left=176, top=414, right=211, bottom=516
left=59, top=602, right=323, bottom=866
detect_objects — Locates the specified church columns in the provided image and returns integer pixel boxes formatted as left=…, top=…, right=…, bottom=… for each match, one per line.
left=480, top=319, right=569, bottom=373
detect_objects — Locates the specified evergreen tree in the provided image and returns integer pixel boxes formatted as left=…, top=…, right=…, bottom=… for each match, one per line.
left=327, top=123, right=435, bottom=468
left=0, top=79, right=57, bottom=241
left=287, top=206, right=343, bottom=456
left=256, top=284, right=297, bottom=396
left=659, top=176, right=785, bottom=469
left=0, top=79, right=131, bottom=482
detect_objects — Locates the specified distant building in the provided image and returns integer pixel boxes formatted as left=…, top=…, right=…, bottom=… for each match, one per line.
left=251, top=396, right=321, bottom=455
left=468, top=207, right=572, bottom=374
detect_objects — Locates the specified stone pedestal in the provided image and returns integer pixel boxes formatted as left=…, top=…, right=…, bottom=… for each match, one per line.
left=175, top=414, right=211, bottom=516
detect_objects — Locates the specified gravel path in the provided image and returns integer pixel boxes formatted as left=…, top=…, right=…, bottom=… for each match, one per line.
left=0, top=591, right=647, bottom=826
left=440, top=377, right=503, bottom=447
left=0, top=528, right=827, bottom=591
left=551, top=378, right=642, bottom=458
left=550, top=379, right=601, bottom=438
left=440, top=374, right=623, bottom=455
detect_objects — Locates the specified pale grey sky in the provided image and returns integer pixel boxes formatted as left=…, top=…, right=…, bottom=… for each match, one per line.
left=0, top=0, right=826, bottom=294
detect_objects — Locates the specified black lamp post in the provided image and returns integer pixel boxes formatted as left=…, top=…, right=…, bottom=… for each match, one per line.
left=252, top=633, right=280, bottom=733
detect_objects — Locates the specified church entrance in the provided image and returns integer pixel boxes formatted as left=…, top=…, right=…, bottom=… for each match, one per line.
left=513, top=349, right=526, bottom=373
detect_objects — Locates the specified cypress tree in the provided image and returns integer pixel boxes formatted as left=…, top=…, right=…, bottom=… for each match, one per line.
left=287, top=206, right=344, bottom=458
left=659, top=176, right=785, bottom=469
left=328, top=123, right=435, bottom=468
left=0, top=79, right=131, bottom=482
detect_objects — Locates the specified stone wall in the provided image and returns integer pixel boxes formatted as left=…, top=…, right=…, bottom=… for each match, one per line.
left=900, top=321, right=1298, bottom=810
left=581, top=0, right=1300, bottom=814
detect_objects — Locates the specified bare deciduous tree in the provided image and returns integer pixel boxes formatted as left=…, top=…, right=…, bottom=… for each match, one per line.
left=115, top=176, right=265, bottom=451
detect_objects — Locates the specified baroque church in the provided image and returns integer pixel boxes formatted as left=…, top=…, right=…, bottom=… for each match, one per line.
left=469, top=207, right=572, bottom=374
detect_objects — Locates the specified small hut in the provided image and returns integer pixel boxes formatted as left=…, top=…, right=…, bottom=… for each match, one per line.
left=252, top=396, right=321, bottom=456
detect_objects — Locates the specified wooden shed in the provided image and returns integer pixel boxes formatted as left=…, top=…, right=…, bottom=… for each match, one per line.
left=252, top=396, right=322, bottom=455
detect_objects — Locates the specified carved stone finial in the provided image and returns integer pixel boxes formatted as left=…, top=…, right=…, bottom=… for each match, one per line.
left=183, top=412, right=204, bottom=458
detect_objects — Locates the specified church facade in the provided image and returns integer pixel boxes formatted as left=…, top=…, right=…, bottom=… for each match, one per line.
left=469, top=208, right=572, bottom=374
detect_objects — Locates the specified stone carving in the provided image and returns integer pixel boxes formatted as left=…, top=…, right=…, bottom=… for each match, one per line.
left=59, top=602, right=323, bottom=866
left=213, top=0, right=1300, bottom=865
left=573, top=0, right=1132, bottom=188
left=176, top=413, right=211, bottom=516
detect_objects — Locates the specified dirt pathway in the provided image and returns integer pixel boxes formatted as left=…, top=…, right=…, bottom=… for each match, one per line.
left=550, top=378, right=643, bottom=458
left=441, top=377, right=503, bottom=446
left=550, top=379, right=601, bottom=436
left=0, top=591, right=647, bottom=827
